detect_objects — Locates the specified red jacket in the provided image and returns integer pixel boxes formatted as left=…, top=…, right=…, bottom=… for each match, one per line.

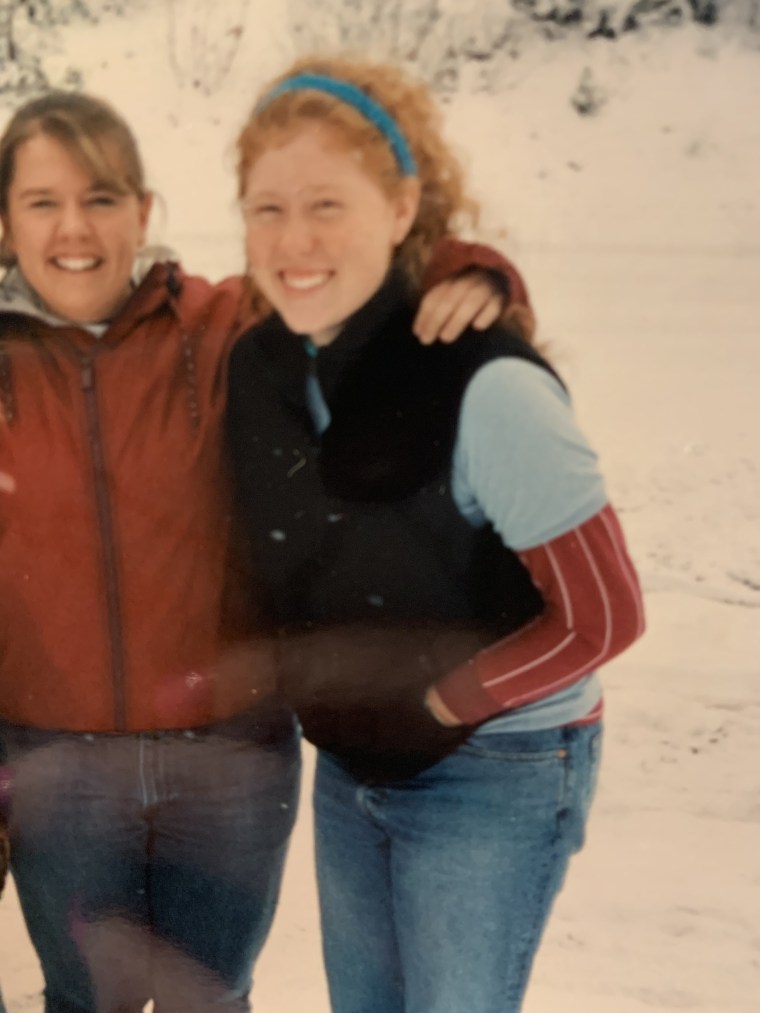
left=0, top=262, right=254, bottom=731
left=0, top=247, right=532, bottom=733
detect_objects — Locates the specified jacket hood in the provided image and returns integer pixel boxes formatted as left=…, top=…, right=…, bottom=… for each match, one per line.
left=0, top=244, right=179, bottom=329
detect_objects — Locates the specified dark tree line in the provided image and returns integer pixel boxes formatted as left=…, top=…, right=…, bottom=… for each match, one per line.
left=0, top=0, right=145, bottom=98
left=0, top=0, right=757, bottom=102
left=288, top=0, right=760, bottom=94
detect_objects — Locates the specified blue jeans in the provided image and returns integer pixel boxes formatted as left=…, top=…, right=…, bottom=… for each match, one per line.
left=1, top=707, right=300, bottom=1013
left=314, top=722, right=602, bottom=1013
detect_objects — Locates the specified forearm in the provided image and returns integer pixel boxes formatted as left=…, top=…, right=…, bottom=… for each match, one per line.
left=434, top=505, right=645, bottom=725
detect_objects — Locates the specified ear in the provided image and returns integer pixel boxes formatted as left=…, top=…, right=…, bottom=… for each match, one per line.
left=391, top=177, right=421, bottom=246
left=137, top=192, right=154, bottom=244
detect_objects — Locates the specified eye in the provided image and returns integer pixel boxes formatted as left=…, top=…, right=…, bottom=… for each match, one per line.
left=86, top=193, right=119, bottom=208
left=313, top=198, right=342, bottom=216
left=27, top=198, right=56, bottom=210
left=244, top=202, right=283, bottom=222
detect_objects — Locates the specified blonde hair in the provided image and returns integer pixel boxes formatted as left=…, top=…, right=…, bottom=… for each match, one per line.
left=0, top=91, right=147, bottom=267
left=237, top=55, right=478, bottom=292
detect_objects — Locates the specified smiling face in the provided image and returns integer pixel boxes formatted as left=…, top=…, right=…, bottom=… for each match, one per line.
left=3, top=132, right=152, bottom=325
left=242, top=125, right=419, bottom=345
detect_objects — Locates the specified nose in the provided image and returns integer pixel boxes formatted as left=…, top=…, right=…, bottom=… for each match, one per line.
left=276, top=212, right=317, bottom=257
left=56, top=200, right=92, bottom=238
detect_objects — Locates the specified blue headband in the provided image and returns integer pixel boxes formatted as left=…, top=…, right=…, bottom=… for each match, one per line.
left=256, top=72, right=418, bottom=177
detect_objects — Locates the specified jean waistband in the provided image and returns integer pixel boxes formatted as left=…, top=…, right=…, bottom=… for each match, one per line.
left=0, top=696, right=297, bottom=751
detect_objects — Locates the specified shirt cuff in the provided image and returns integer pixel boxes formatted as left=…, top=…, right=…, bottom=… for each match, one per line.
left=434, top=656, right=504, bottom=726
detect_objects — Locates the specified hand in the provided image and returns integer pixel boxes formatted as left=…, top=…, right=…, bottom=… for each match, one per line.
left=424, top=686, right=464, bottom=727
left=278, top=622, right=476, bottom=777
left=413, top=270, right=505, bottom=345
left=0, top=472, right=14, bottom=494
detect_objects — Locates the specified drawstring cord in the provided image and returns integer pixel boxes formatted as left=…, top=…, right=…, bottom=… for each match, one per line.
left=167, top=266, right=201, bottom=433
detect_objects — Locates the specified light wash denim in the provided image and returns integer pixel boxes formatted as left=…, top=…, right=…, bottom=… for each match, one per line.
left=314, top=722, right=602, bottom=1013
left=1, top=710, right=300, bottom=1013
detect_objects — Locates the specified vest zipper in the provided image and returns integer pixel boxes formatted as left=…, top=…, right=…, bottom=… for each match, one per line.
left=80, top=356, right=128, bottom=730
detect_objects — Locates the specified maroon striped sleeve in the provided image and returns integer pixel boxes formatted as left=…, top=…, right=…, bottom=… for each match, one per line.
left=434, top=504, right=645, bottom=725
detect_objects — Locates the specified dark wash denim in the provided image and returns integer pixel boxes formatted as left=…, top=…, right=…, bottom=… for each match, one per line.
left=1, top=708, right=300, bottom=1013
left=314, top=722, right=602, bottom=1013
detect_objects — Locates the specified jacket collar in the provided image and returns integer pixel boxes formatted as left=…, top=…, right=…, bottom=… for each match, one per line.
left=310, top=267, right=413, bottom=382
left=0, top=245, right=181, bottom=341
left=257, top=266, right=416, bottom=406
left=249, top=266, right=416, bottom=422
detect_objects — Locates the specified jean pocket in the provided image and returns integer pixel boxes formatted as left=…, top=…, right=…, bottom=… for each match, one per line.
left=458, top=726, right=569, bottom=762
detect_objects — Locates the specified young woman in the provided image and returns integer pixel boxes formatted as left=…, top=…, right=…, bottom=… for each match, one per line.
left=227, top=57, right=646, bottom=1013
left=0, top=91, right=526, bottom=1011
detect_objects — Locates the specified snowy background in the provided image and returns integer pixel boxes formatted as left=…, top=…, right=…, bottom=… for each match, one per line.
left=0, top=1, right=758, bottom=1010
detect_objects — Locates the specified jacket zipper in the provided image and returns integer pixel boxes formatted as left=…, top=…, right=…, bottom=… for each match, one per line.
left=80, top=355, right=128, bottom=730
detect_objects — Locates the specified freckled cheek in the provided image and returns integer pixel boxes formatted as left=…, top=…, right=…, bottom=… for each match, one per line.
left=245, top=230, right=276, bottom=269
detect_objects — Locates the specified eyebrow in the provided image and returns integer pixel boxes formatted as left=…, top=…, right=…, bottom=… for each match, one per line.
left=16, top=183, right=123, bottom=199
left=247, top=183, right=342, bottom=198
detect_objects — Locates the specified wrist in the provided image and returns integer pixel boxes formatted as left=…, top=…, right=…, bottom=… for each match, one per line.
left=424, top=686, right=464, bottom=727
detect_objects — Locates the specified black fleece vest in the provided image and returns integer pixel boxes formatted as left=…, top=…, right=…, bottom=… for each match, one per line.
left=228, top=275, right=567, bottom=774
left=228, top=273, right=559, bottom=642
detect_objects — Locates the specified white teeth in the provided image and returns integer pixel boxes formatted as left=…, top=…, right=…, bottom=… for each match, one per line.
left=283, top=272, right=329, bottom=291
left=53, top=257, right=100, bottom=272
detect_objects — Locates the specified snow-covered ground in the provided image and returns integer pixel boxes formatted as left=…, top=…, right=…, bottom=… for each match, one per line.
left=1, top=4, right=758, bottom=1011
